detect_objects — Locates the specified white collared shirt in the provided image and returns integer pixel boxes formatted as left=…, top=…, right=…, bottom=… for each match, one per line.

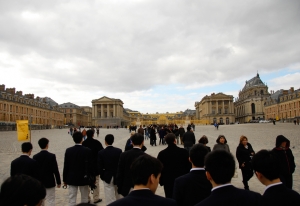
left=133, top=146, right=141, bottom=149
left=264, top=182, right=282, bottom=193
left=211, top=183, right=232, bottom=191
left=75, top=144, right=82, bottom=145
left=190, top=168, right=205, bottom=172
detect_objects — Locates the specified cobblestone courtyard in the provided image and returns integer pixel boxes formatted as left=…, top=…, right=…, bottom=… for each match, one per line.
left=0, top=123, right=299, bottom=205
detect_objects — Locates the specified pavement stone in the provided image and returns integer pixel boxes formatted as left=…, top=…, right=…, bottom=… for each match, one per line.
left=0, top=122, right=299, bottom=205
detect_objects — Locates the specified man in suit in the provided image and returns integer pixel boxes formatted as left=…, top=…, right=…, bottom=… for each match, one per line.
left=182, top=126, right=195, bottom=152
left=173, top=144, right=212, bottom=206
left=63, top=131, right=93, bottom=206
left=116, top=133, right=145, bottom=197
left=98, top=134, right=122, bottom=205
left=108, top=155, right=176, bottom=206
left=195, top=150, right=261, bottom=206
left=252, top=150, right=300, bottom=205
left=10, top=142, right=38, bottom=179
left=82, top=129, right=104, bottom=204
left=33, top=138, right=61, bottom=206
left=157, top=133, right=191, bottom=198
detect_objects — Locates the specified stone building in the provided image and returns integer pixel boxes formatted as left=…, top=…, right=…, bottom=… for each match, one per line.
left=59, top=102, right=90, bottom=127
left=81, top=106, right=92, bottom=127
left=234, top=74, right=270, bottom=123
left=264, top=87, right=300, bottom=122
left=195, top=93, right=235, bottom=124
left=0, top=84, right=64, bottom=128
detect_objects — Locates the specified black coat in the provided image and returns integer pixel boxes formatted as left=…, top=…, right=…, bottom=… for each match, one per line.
left=108, top=190, right=176, bottom=206
left=262, top=184, right=300, bottom=205
left=178, top=127, right=185, bottom=137
left=236, top=143, right=255, bottom=169
left=82, top=137, right=104, bottom=175
left=195, top=185, right=261, bottom=206
left=173, top=169, right=212, bottom=206
left=116, top=148, right=145, bottom=197
left=182, top=131, right=196, bottom=147
left=10, top=155, right=38, bottom=179
left=157, top=144, right=191, bottom=185
left=33, top=150, right=61, bottom=188
left=98, top=146, right=122, bottom=185
left=63, top=145, right=92, bottom=186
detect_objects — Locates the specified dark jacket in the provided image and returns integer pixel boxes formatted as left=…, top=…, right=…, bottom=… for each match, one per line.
left=195, top=185, right=261, bottom=206
left=173, top=169, right=212, bottom=206
left=182, top=131, right=196, bottom=147
left=33, top=150, right=61, bottom=188
left=98, top=146, right=122, bottom=185
left=82, top=137, right=104, bottom=175
left=178, top=127, right=185, bottom=137
left=262, top=183, right=300, bottom=205
left=150, top=128, right=157, bottom=140
left=10, top=155, right=38, bottom=179
left=272, top=136, right=295, bottom=175
left=63, top=145, right=92, bottom=186
left=108, top=190, right=176, bottom=206
left=116, top=148, right=145, bottom=197
left=236, top=143, right=255, bottom=169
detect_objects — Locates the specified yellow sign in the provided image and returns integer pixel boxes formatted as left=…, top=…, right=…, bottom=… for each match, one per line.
left=16, top=120, right=30, bottom=141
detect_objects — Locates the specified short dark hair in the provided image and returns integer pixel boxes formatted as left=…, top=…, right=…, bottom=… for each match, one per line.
left=205, top=150, right=235, bottom=184
left=190, top=144, right=209, bottom=167
left=187, top=126, right=191, bottom=131
left=199, top=135, right=208, bottom=144
left=252, top=150, right=280, bottom=181
left=0, top=174, right=46, bottom=206
left=21, top=142, right=33, bottom=153
left=38, top=138, right=49, bottom=149
left=72, top=131, right=83, bottom=143
left=165, top=133, right=176, bottom=144
left=105, top=134, right=114, bottom=145
left=131, top=133, right=144, bottom=145
left=216, top=135, right=227, bottom=144
left=86, top=129, right=94, bottom=138
left=130, top=154, right=163, bottom=185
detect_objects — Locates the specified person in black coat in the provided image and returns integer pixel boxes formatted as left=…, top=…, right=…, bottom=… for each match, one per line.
left=173, top=144, right=212, bottom=206
left=178, top=125, right=185, bottom=145
left=236, top=135, right=255, bottom=190
left=198, top=135, right=211, bottom=152
left=195, top=150, right=261, bottom=206
left=63, top=131, right=93, bottom=205
left=150, top=125, right=157, bottom=146
left=33, top=138, right=61, bottom=205
left=116, top=133, right=145, bottom=197
left=182, top=126, right=196, bottom=152
left=109, top=155, right=176, bottom=206
left=252, top=149, right=300, bottom=205
left=10, top=142, right=38, bottom=179
left=272, top=135, right=296, bottom=189
left=157, top=133, right=191, bottom=198
left=98, top=134, right=122, bottom=205
left=82, top=129, right=104, bottom=203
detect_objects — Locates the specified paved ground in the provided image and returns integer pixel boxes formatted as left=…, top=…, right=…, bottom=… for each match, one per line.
left=0, top=123, right=299, bottom=205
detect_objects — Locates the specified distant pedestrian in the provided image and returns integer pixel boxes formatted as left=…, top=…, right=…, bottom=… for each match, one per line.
left=198, top=135, right=211, bottom=152
left=178, top=125, right=185, bottom=145
left=273, top=119, right=276, bottom=125
left=96, top=127, right=100, bottom=137
left=294, top=119, right=296, bottom=125
left=182, top=126, right=196, bottom=152
left=213, top=135, right=230, bottom=152
left=82, top=128, right=87, bottom=140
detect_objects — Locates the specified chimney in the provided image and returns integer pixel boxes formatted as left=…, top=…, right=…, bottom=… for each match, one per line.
left=290, top=87, right=294, bottom=93
left=6, top=88, right=16, bottom=95
left=25, top=94, right=35, bottom=99
left=283, top=90, right=288, bottom=95
left=36, top=96, right=40, bottom=101
left=0, top=84, right=5, bottom=92
left=16, top=91, right=23, bottom=96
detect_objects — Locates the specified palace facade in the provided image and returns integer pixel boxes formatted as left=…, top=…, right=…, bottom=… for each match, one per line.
left=59, top=103, right=92, bottom=127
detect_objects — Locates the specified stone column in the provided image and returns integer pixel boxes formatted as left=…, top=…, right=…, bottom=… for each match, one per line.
left=222, top=101, right=225, bottom=114
left=113, top=104, right=116, bottom=117
left=107, top=104, right=109, bottom=117
left=216, top=101, right=219, bottom=114
left=229, top=101, right=231, bottom=113
left=101, top=104, right=104, bottom=118
left=210, top=101, right=212, bottom=114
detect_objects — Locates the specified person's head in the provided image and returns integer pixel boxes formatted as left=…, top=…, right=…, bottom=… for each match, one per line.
left=130, top=154, right=163, bottom=193
left=239, top=135, right=248, bottom=146
left=21, top=142, right=33, bottom=154
left=205, top=150, right=235, bottom=185
left=189, top=144, right=209, bottom=167
left=275, top=135, right=290, bottom=149
left=187, top=126, right=191, bottom=131
left=105, top=134, right=114, bottom=145
left=199, top=135, right=208, bottom=144
left=72, top=131, right=83, bottom=144
left=164, top=133, right=176, bottom=145
left=0, top=174, right=46, bottom=206
left=86, top=129, right=94, bottom=138
left=216, top=135, right=227, bottom=144
left=131, top=133, right=144, bottom=146
left=38, top=138, right=49, bottom=149
left=252, top=150, right=280, bottom=183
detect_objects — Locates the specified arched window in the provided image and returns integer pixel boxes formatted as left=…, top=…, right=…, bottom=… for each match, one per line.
left=251, top=103, right=255, bottom=114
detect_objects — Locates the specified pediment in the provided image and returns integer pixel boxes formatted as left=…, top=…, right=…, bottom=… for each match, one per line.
left=211, top=93, right=232, bottom=99
left=92, top=96, right=123, bottom=104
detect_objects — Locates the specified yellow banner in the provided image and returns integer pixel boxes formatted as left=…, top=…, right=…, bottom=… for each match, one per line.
left=16, top=120, right=30, bottom=141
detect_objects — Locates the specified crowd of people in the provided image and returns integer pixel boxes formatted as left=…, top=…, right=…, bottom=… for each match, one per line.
left=0, top=125, right=299, bottom=206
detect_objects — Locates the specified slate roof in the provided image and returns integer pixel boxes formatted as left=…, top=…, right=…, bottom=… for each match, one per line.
left=242, top=73, right=266, bottom=91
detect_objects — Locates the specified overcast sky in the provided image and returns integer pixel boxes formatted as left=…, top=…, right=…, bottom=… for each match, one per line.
left=0, top=0, right=299, bottom=113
